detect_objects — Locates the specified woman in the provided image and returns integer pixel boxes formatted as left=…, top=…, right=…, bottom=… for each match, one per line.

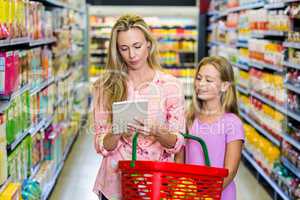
left=92, top=14, right=186, bottom=200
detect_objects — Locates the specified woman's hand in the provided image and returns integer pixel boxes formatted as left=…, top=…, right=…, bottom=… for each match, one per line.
left=127, top=118, right=177, bottom=149
left=103, top=131, right=132, bottom=151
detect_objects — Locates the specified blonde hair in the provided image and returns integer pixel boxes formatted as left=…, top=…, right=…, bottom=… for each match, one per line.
left=93, top=14, right=161, bottom=123
left=186, top=56, right=239, bottom=128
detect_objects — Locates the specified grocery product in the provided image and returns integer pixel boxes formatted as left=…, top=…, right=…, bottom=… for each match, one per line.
left=0, top=182, right=22, bottom=200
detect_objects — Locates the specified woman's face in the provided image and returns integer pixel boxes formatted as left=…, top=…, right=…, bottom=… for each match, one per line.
left=117, top=28, right=150, bottom=71
left=195, top=64, right=223, bottom=101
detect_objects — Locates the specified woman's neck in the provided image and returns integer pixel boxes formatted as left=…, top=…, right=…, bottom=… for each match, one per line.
left=128, top=67, right=155, bottom=87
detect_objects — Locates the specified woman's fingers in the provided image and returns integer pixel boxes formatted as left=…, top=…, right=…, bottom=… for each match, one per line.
left=133, top=118, right=145, bottom=126
left=127, top=123, right=150, bottom=135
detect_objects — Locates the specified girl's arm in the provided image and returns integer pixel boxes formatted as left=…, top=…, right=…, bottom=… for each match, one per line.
left=223, top=140, right=243, bottom=188
left=175, top=147, right=185, bottom=163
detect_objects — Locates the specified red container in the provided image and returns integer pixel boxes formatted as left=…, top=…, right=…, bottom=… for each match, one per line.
left=119, top=133, right=228, bottom=200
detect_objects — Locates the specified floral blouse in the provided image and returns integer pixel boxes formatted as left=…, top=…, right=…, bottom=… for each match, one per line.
left=93, top=70, right=186, bottom=200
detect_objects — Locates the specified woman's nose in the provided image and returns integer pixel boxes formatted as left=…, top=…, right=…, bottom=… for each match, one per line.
left=129, top=48, right=136, bottom=59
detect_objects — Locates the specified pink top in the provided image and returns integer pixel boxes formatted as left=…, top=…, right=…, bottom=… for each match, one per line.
left=93, top=71, right=186, bottom=199
left=185, top=113, right=245, bottom=200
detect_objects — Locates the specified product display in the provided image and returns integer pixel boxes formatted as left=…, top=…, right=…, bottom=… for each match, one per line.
left=207, top=0, right=300, bottom=199
left=0, top=0, right=87, bottom=199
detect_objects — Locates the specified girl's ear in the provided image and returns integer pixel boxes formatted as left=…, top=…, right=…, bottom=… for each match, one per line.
left=221, top=81, right=231, bottom=92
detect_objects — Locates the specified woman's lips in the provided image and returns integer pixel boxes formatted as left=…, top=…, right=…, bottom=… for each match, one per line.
left=129, top=60, right=139, bottom=65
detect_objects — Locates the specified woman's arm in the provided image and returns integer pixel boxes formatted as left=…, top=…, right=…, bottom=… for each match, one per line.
left=93, top=85, right=123, bottom=155
left=223, top=140, right=243, bottom=188
left=175, top=148, right=185, bottom=163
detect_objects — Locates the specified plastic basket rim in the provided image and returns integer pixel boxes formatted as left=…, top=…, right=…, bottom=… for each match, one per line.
left=118, top=160, right=228, bottom=178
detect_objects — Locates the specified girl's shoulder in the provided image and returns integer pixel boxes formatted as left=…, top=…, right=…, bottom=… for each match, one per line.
left=223, top=113, right=243, bottom=126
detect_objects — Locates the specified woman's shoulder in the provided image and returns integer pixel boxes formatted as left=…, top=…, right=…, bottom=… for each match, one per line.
left=155, top=70, right=183, bottom=89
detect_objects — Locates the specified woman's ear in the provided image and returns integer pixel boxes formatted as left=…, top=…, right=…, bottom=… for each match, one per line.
left=147, top=41, right=151, bottom=49
left=221, top=81, right=231, bottom=92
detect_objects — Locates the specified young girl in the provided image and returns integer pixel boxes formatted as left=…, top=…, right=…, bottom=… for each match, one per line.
left=182, top=56, right=244, bottom=200
left=92, top=14, right=185, bottom=200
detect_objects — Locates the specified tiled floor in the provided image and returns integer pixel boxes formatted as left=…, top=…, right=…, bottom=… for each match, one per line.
left=49, top=132, right=272, bottom=200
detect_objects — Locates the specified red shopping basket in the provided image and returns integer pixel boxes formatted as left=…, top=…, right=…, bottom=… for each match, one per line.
left=118, top=133, right=228, bottom=200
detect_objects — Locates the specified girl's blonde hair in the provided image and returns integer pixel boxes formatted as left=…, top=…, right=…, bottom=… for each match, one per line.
left=93, top=14, right=161, bottom=123
left=186, top=56, right=239, bottom=128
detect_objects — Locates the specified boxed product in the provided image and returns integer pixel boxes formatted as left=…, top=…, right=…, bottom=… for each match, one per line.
left=0, top=114, right=7, bottom=185
left=0, top=51, right=20, bottom=96
left=0, top=182, right=22, bottom=200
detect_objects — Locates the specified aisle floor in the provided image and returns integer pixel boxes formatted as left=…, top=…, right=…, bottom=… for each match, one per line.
left=49, top=132, right=272, bottom=200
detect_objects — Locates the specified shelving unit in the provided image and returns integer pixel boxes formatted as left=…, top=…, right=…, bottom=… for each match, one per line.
left=206, top=0, right=300, bottom=199
left=0, top=0, right=89, bottom=198
left=243, top=150, right=290, bottom=200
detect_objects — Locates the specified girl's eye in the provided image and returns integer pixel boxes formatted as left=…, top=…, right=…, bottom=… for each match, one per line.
left=120, top=48, right=128, bottom=51
left=207, top=79, right=213, bottom=82
left=196, top=76, right=202, bottom=81
left=134, top=45, right=142, bottom=49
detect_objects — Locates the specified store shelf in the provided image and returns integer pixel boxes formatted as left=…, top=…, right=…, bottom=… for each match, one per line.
left=281, top=157, right=300, bottom=179
left=285, top=0, right=300, bottom=3
left=0, top=37, right=30, bottom=47
left=29, top=37, right=57, bottom=47
left=287, top=108, right=300, bottom=122
left=236, top=42, right=248, bottom=48
left=30, top=163, right=41, bottom=179
left=283, top=61, right=300, bottom=70
left=251, top=30, right=286, bottom=38
left=0, top=101, right=10, bottom=114
left=283, top=133, right=300, bottom=150
left=30, top=77, right=55, bottom=96
left=250, top=60, right=284, bottom=72
left=264, top=2, right=286, bottom=9
left=229, top=2, right=265, bottom=13
left=283, top=41, right=300, bottom=49
left=7, top=129, right=29, bottom=153
left=231, top=62, right=249, bottom=71
left=0, top=177, right=11, bottom=194
left=29, top=119, right=46, bottom=137
left=242, top=150, right=290, bottom=200
left=250, top=91, right=286, bottom=114
left=237, top=85, right=250, bottom=95
left=240, top=112, right=281, bottom=146
left=63, top=133, right=78, bottom=161
left=41, top=161, right=64, bottom=200
left=284, top=82, right=300, bottom=94
left=37, top=0, right=84, bottom=14
left=0, top=84, right=31, bottom=102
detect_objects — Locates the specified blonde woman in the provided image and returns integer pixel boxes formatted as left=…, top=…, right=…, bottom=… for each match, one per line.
left=92, top=14, right=185, bottom=200
left=182, top=56, right=244, bottom=200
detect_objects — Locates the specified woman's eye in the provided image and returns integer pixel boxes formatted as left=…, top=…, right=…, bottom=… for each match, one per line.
left=207, top=79, right=213, bottom=82
left=134, top=46, right=142, bottom=49
left=120, top=48, right=128, bottom=51
left=196, top=77, right=201, bottom=81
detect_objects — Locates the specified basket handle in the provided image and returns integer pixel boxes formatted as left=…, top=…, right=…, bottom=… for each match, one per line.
left=130, top=131, right=211, bottom=168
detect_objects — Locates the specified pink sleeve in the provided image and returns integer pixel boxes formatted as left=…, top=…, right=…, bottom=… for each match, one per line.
left=225, top=114, right=245, bottom=144
left=163, top=79, right=186, bottom=154
left=93, top=86, right=122, bottom=156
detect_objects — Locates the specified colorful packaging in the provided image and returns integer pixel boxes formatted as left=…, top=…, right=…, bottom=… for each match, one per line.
left=0, top=114, right=8, bottom=185
left=0, top=182, right=22, bottom=200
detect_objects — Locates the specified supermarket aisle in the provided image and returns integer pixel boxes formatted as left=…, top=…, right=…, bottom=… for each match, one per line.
left=49, top=131, right=100, bottom=200
left=49, top=131, right=272, bottom=200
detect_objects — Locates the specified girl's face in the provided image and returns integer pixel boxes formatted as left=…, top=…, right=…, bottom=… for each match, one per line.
left=117, top=28, right=150, bottom=71
left=195, top=64, right=224, bottom=101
